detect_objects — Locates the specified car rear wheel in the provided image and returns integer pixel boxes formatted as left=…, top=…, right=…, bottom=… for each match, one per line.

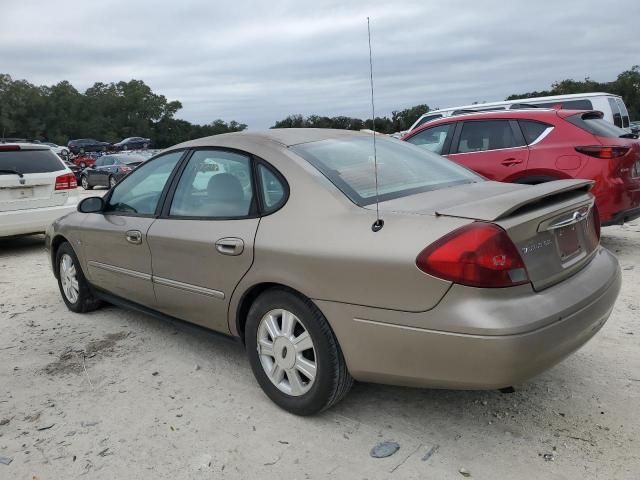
left=108, top=175, right=117, bottom=188
left=55, top=242, right=102, bottom=313
left=81, top=176, right=92, bottom=190
left=245, top=288, right=353, bottom=415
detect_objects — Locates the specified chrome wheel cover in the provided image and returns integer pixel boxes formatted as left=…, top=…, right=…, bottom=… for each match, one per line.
left=60, top=253, right=79, bottom=303
left=257, top=309, right=317, bottom=396
left=81, top=176, right=88, bottom=189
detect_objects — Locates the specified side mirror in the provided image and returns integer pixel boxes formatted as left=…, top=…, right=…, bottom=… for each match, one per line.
left=78, top=196, right=104, bottom=213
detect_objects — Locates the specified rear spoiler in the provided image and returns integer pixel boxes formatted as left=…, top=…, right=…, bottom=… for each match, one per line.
left=436, top=179, right=594, bottom=221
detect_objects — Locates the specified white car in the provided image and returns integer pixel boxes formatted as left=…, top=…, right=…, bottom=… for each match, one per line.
left=0, top=144, right=78, bottom=238
left=42, top=142, right=70, bottom=158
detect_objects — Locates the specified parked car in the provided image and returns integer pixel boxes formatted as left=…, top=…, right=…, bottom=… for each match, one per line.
left=79, top=153, right=146, bottom=189
left=1, top=143, right=78, bottom=237
left=407, top=93, right=633, bottom=133
left=67, top=138, right=111, bottom=155
left=70, top=152, right=102, bottom=169
left=403, top=109, right=640, bottom=225
left=41, top=142, right=70, bottom=158
left=112, top=137, right=151, bottom=151
left=62, top=160, right=82, bottom=182
left=46, top=129, right=620, bottom=415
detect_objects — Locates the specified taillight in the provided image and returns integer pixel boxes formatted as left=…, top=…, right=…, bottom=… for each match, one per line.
left=0, top=145, right=20, bottom=151
left=575, top=146, right=630, bottom=159
left=119, top=166, right=132, bottom=173
left=55, top=172, right=77, bottom=190
left=416, top=223, right=529, bottom=288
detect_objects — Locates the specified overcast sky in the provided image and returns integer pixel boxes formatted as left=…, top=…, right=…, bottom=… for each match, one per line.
left=1, top=0, right=638, bottom=129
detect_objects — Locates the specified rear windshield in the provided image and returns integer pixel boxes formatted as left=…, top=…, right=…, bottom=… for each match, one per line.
left=0, top=149, right=64, bottom=174
left=291, top=136, right=482, bottom=206
left=566, top=113, right=629, bottom=138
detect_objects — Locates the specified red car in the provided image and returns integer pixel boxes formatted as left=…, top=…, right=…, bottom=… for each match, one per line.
left=402, top=109, right=640, bottom=225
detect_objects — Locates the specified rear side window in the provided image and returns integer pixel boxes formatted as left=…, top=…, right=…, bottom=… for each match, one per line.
left=608, top=98, right=623, bottom=127
left=0, top=149, right=64, bottom=173
left=616, top=98, right=630, bottom=128
left=566, top=112, right=629, bottom=138
left=456, top=120, right=523, bottom=153
left=533, top=99, right=594, bottom=110
left=518, top=120, right=551, bottom=144
left=258, top=164, right=286, bottom=211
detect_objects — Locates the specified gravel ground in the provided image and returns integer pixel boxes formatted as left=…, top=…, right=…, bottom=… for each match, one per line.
left=0, top=219, right=639, bottom=479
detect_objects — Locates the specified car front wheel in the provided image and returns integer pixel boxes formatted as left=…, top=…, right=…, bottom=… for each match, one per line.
left=108, top=175, right=117, bottom=188
left=245, top=288, right=353, bottom=415
left=55, top=242, right=102, bottom=313
left=81, top=176, right=92, bottom=190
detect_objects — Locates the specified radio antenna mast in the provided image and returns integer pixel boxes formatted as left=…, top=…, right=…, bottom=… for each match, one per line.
left=367, top=17, right=383, bottom=232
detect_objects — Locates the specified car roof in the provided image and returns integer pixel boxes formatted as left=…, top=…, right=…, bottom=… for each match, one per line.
left=408, top=108, right=577, bottom=135
left=0, top=143, right=52, bottom=151
left=172, top=128, right=372, bottom=150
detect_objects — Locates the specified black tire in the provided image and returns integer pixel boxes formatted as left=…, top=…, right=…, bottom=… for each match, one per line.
left=55, top=242, right=102, bottom=313
left=81, top=175, right=93, bottom=190
left=514, top=176, right=557, bottom=185
left=108, top=175, right=117, bottom=188
left=245, top=288, right=353, bottom=415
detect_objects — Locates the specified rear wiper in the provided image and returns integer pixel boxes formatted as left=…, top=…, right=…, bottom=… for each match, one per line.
left=0, top=168, right=24, bottom=178
left=619, top=133, right=638, bottom=139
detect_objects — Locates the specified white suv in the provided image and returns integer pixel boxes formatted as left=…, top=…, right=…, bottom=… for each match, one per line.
left=0, top=144, right=78, bottom=237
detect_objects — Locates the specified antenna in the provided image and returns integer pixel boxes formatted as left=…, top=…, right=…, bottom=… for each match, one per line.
left=367, top=17, right=384, bottom=232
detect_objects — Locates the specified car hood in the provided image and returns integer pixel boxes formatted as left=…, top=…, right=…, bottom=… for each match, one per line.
left=370, top=179, right=593, bottom=221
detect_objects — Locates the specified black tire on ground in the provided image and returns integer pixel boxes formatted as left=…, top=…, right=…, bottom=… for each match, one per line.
left=81, top=175, right=93, bottom=190
left=55, top=242, right=102, bottom=313
left=245, top=288, right=353, bottom=415
left=108, top=175, right=117, bottom=188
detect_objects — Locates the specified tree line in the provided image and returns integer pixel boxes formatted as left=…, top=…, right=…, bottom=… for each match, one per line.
left=0, top=74, right=247, bottom=148
left=1, top=66, right=638, bottom=148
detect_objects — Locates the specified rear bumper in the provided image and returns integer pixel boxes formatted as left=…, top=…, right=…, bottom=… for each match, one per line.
left=0, top=201, right=77, bottom=237
left=594, top=176, right=640, bottom=225
left=316, top=247, right=621, bottom=389
left=602, top=206, right=640, bottom=226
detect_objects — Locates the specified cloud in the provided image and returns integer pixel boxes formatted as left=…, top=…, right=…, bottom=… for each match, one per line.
left=1, top=0, right=637, bottom=128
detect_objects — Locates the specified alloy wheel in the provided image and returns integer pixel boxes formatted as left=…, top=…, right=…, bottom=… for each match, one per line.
left=81, top=176, right=89, bottom=189
left=257, top=309, right=317, bottom=396
left=109, top=176, right=117, bottom=188
left=60, top=253, right=79, bottom=303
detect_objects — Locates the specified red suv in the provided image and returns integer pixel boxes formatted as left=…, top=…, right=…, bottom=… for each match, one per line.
left=402, top=109, right=640, bottom=225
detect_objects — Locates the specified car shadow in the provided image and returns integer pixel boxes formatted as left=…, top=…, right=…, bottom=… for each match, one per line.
left=0, top=234, right=46, bottom=256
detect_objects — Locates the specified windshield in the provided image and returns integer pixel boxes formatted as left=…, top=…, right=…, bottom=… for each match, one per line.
left=291, top=136, right=482, bottom=206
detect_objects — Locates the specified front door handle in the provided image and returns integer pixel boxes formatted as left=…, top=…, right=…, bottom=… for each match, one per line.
left=501, top=158, right=523, bottom=166
left=215, top=237, right=244, bottom=256
left=125, top=230, right=142, bottom=245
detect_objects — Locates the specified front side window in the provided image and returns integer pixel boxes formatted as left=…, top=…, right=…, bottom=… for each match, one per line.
left=105, top=151, right=183, bottom=215
left=456, top=120, right=521, bottom=153
left=291, top=136, right=481, bottom=206
left=169, top=150, right=254, bottom=218
left=405, top=124, right=452, bottom=154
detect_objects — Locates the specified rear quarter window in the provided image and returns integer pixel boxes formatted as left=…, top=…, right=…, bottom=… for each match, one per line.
left=0, top=149, right=64, bottom=173
left=566, top=113, right=629, bottom=138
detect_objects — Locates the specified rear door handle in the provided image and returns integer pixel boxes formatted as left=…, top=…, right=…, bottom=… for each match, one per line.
left=501, top=158, right=523, bottom=166
left=215, top=237, right=244, bottom=256
left=125, top=230, right=142, bottom=245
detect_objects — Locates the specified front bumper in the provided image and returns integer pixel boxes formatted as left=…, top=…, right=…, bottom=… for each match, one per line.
left=0, top=201, right=77, bottom=238
left=316, top=247, right=621, bottom=389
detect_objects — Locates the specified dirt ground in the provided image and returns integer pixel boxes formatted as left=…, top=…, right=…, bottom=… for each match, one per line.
left=1, top=219, right=639, bottom=479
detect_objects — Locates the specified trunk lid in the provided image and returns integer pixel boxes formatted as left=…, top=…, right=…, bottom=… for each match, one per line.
left=0, top=147, right=71, bottom=212
left=376, top=179, right=599, bottom=290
